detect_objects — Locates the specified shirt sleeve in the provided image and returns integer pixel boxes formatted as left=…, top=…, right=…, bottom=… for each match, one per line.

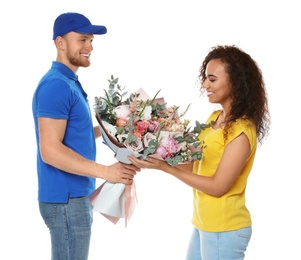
left=226, top=119, right=257, bottom=153
left=36, top=79, right=73, bottom=119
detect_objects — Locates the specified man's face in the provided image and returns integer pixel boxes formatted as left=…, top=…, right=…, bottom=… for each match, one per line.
left=61, top=32, right=95, bottom=69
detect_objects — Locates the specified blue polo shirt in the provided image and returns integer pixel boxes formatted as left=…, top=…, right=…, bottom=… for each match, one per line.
left=32, top=61, right=96, bottom=203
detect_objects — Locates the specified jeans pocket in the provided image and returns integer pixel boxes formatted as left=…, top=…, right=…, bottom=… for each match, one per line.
left=39, top=202, right=57, bottom=229
left=236, top=226, right=252, bottom=239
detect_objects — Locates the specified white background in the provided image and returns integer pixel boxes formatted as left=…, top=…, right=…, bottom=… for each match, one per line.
left=1, top=0, right=300, bottom=259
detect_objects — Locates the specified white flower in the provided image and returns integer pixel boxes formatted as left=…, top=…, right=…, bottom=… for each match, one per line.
left=116, top=134, right=129, bottom=144
left=170, top=124, right=185, bottom=132
left=143, top=132, right=157, bottom=147
left=157, top=131, right=171, bottom=144
left=114, top=105, right=131, bottom=119
left=179, top=141, right=187, bottom=151
left=102, top=121, right=117, bottom=139
left=139, top=105, right=152, bottom=120
left=124, top=139, right=144, bottom=153
left=169, top=131, right=183, bottom=138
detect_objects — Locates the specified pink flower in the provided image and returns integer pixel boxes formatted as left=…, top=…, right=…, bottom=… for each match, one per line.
left=163, top=136, right=181, bottom=154
left=136, top=120, right=149, bottom=134
left=155, top=145, right=168, bottom=158
left=147, top=120, right=160, bottom=132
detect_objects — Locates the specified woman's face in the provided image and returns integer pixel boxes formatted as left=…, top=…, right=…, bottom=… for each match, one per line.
left=202, top=59, right=232, bottom=107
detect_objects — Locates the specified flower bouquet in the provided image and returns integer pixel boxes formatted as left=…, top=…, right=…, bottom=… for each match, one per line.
left=90, top=75, right=207, bottom=226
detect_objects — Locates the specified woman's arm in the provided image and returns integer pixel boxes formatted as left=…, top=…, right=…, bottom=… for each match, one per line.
left=129, top=133, right=250, bottom=197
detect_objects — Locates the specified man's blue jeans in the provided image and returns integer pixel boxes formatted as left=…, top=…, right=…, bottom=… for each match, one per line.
left=186, top=226, right=252, bottom=260
left=39, top=196, right=93, bottom=260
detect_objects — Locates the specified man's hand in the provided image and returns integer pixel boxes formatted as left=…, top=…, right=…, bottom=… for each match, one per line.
left=104, top=162, right=141, bottom=185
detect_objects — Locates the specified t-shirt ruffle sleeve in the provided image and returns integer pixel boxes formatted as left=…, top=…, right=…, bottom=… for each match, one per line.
left=226, top=119, right=257, bottom=152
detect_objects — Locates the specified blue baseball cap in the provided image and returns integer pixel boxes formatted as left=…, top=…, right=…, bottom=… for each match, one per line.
left=53, top=12, right=107, bottom=40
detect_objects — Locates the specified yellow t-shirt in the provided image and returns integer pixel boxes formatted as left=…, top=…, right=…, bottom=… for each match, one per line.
left=192, top=110, right=257, bottom=232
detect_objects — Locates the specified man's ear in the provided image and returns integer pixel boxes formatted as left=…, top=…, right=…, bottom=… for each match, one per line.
left=55, top=36, right=65, bottom=50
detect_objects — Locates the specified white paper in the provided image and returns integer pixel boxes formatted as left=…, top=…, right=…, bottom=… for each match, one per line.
left=92, top=182, right=126, bottom=218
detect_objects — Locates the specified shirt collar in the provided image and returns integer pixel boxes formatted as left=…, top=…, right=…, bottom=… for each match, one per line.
left=51, top=61, right=78, bottom=81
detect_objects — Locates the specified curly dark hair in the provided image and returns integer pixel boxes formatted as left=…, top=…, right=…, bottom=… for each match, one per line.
left=199, top=45, right=270, bottom=145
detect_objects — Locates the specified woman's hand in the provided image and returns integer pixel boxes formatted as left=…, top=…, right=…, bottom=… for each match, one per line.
left=128, top=156, right=169, bottom=171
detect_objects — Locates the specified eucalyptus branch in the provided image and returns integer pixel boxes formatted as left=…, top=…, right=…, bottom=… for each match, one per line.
left=179, top=103, right=191, bottom=118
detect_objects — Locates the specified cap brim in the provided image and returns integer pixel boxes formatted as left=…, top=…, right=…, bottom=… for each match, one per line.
left=74, top=25, right=107, bottom=35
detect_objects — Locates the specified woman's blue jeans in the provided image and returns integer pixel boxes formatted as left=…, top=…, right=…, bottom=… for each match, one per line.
left=39, top=196, right=93, bottom=260
left=186, top=226, right=252, bottom=260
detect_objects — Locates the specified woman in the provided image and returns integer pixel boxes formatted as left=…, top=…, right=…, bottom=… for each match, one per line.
left=129, top=45, right=270, bottom=260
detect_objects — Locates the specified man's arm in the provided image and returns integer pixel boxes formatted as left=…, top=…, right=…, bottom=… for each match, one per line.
left=94, top=125, right=101, bottom=139
left=38, top=117, right=139, bottom=184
